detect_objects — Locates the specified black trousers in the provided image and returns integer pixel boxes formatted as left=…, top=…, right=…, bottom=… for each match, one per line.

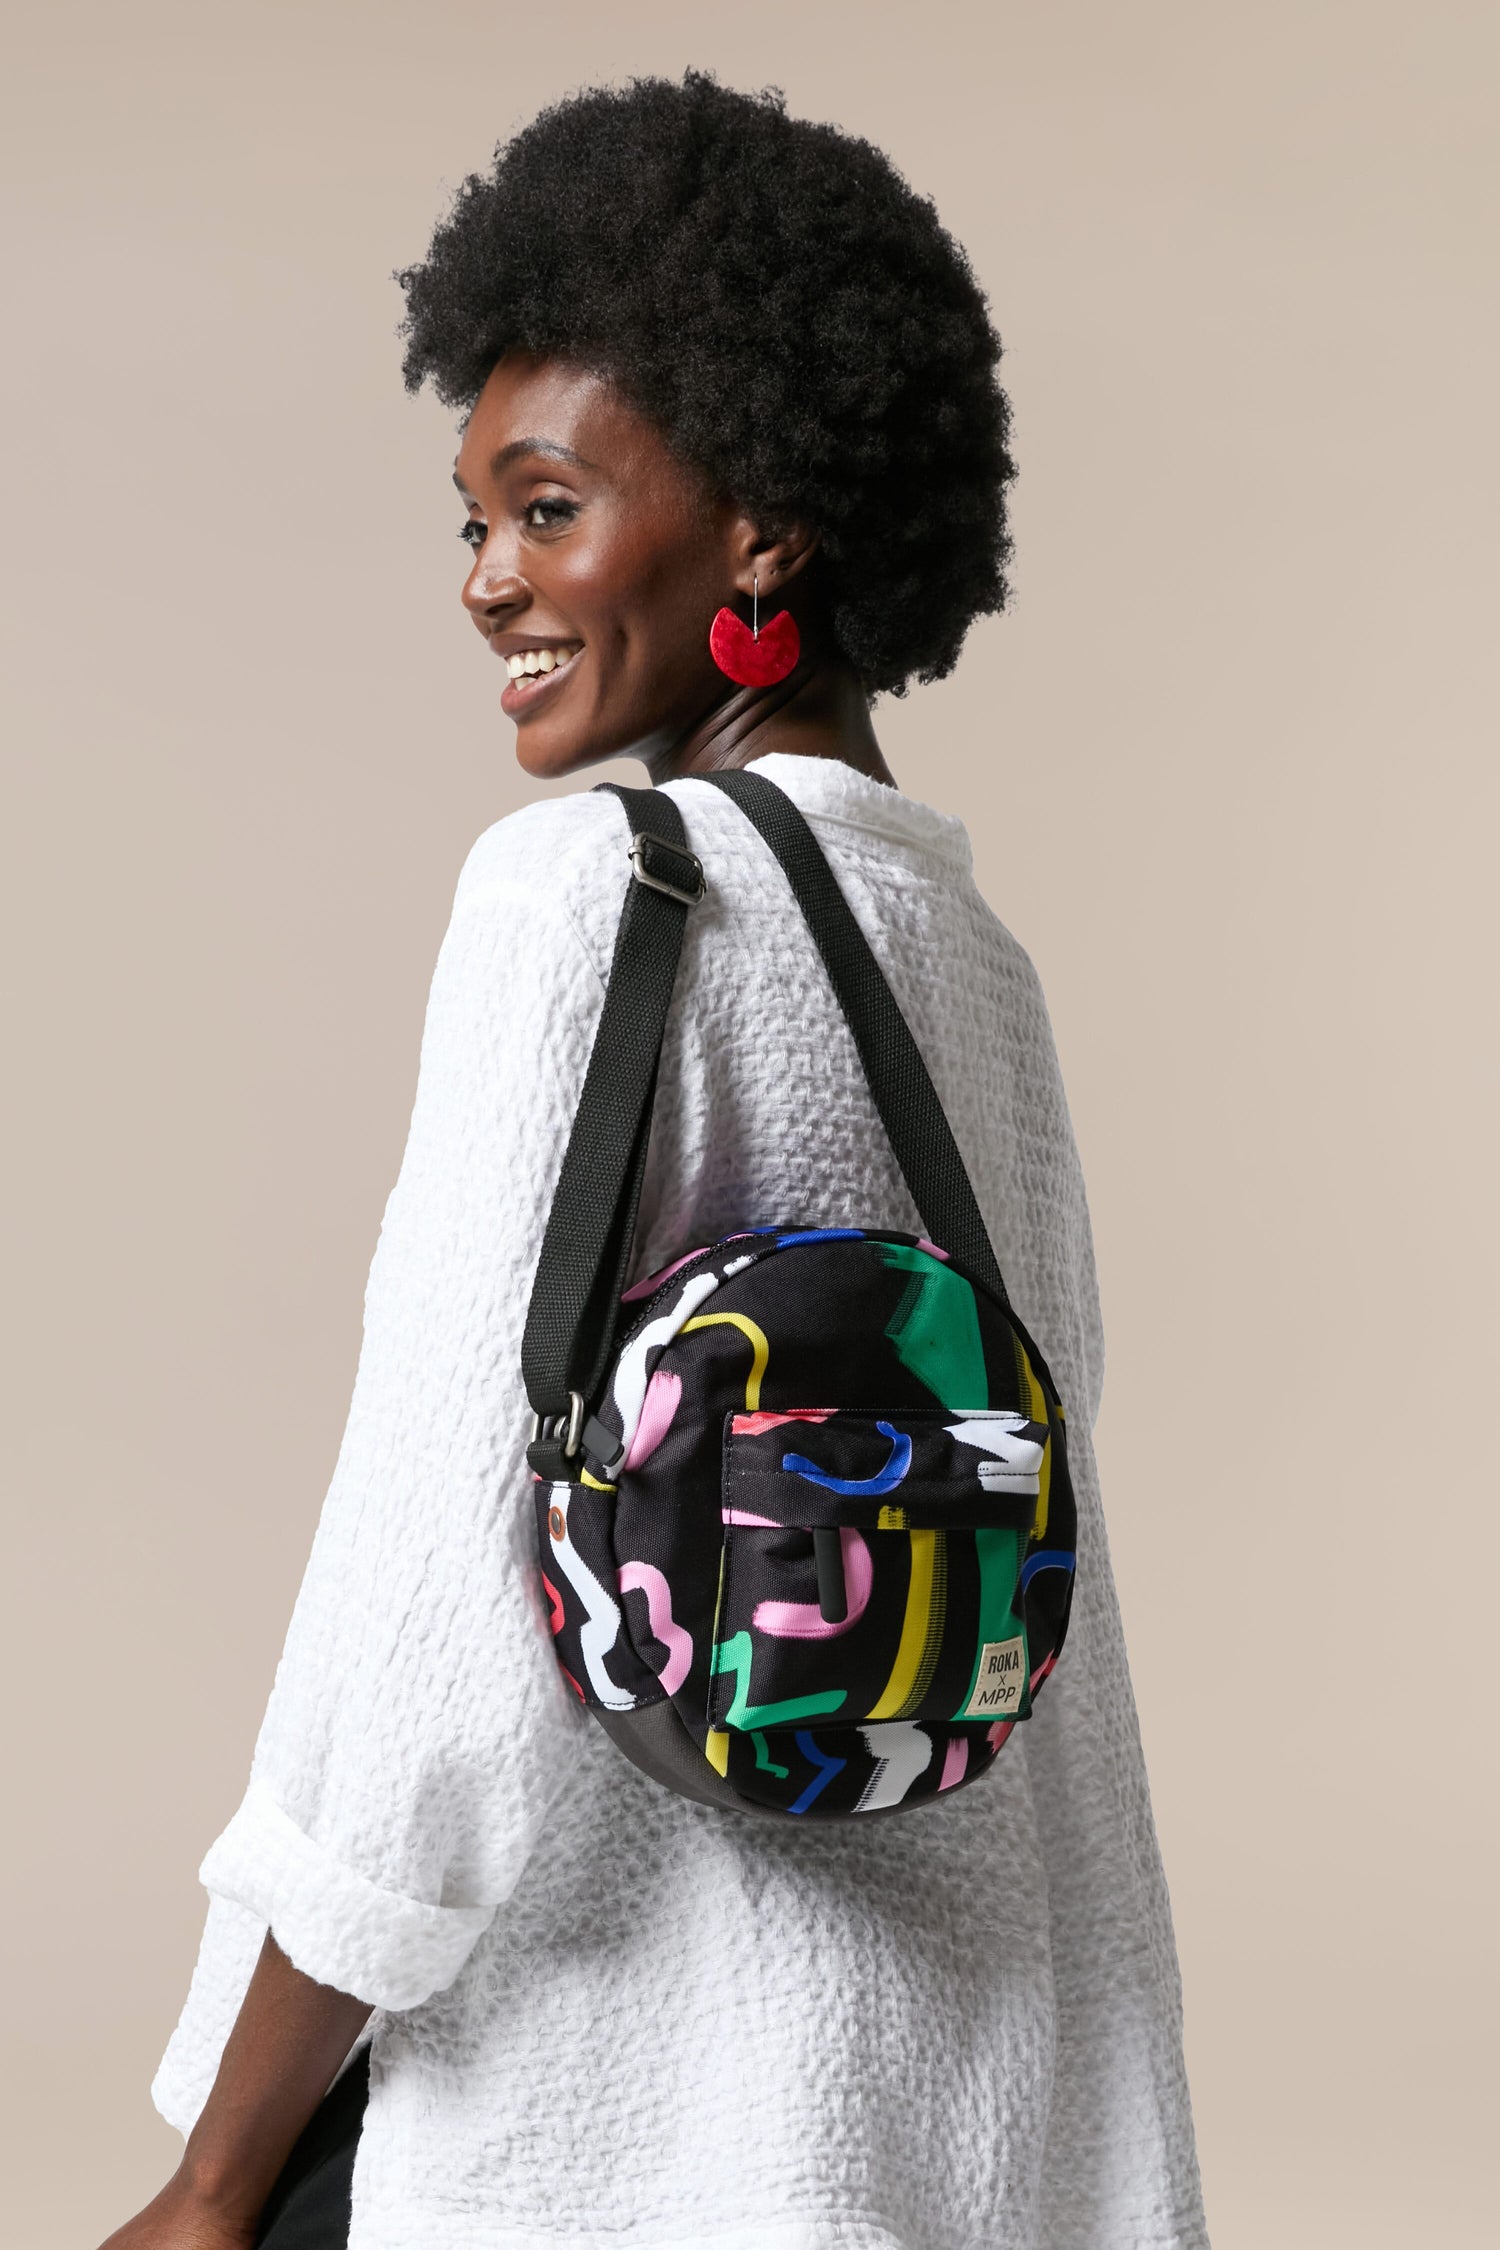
left=253, top=2047, right=369, bottom=2249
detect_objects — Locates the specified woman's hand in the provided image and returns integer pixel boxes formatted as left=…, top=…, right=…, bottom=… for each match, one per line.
left=96, top=2169, right=258, bottom=2250
left=96, top=1933, right=372, bottom=2250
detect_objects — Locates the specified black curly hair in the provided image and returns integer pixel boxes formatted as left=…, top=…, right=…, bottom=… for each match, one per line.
left=397, top=73, right=1014, bottom=697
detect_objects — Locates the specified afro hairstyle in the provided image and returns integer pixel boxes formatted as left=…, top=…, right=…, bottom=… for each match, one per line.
left=397, top=73, right=1014, bottom=697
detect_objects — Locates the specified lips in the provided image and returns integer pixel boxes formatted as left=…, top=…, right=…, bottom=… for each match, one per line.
left=496, top=640, right=582, bottom=719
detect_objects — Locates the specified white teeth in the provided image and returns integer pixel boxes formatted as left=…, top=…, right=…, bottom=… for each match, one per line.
left=506, top=646, right=577, bottom=684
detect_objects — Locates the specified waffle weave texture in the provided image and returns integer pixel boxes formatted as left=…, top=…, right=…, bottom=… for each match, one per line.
left=153, top=751, right=1208, bottom=2250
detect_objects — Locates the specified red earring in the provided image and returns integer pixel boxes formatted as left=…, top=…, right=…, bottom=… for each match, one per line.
left=709, top=571, right=801, bottom=688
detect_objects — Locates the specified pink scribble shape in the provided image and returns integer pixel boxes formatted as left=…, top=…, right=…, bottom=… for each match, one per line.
left=623, top=1369, right=682, bottom=1469
left=620, top=1247, right=710, bottom=1302
left=752, top=1528, right=873, bottom=1639
left=987, top=1720, right=1015, bottom=1753
left=541, top=1571, right=565, bottom=1636
left=1029, top=1652, right=1057, bottom=1693
left=915, top=1237, right=950, bottom=1261
left=616, top=1560, right=694, bottom=1696
left=938, top=1735, right=970, bottom=1791
left=722, top=1507, right=782, bottom=1527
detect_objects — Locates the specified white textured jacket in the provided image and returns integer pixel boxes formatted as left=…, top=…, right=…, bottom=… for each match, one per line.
left=155, top=750, right=1208, bottom=2250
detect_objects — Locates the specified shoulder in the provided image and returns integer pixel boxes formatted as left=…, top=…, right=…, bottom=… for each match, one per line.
left=435, top=786, right=641, bottom=1002
left=451, top=787, right=622, bottom=917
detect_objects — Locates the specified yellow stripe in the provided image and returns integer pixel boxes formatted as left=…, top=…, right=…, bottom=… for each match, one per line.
left=705, top=1728, right=730, bottom=1775
left=866, top=1530, right=936, bottom=1719
left=1022, top=1352, right=1051, bottom=1543
left=877, top=1503, right=908, bottom=1530
left=899, top=1528, right=948, bottom=1716
left=579, top=1468, right=616, bottom=1492
left=681, top=1311, right=769, bottom=1409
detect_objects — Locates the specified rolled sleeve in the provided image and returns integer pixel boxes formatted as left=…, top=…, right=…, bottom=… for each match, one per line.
left=199, top=1781, right=495, bottom=2011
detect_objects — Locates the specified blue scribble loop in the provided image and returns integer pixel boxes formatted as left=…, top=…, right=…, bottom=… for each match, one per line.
left=782, top=1420, right=914, bottom=1497
left=789, top=1732, right=846, bottom=1814
left=1019, top=1549, right=1077, bottom=1591
left=773, top=1228, right=867, bottom=1246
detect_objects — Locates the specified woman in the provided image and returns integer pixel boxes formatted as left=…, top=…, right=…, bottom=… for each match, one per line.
left=105, top=73, right=1207, bottom=2250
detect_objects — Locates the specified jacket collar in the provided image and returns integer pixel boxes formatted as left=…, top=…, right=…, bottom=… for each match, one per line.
left=725, top=750, right=974, bottom=872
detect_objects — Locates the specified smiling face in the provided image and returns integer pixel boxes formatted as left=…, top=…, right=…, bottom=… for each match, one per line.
left=454, top=355, right=775, bottom=779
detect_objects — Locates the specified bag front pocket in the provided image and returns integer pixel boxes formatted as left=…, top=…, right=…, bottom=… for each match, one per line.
left=707, top=1407, right=1046, bottom=1733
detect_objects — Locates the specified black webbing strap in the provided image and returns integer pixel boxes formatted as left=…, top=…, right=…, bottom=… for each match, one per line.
left=521, top=784, right=703, bottom=1479
left=520, top=766, right=1008, bottom=1481
left=698, top=769, right=1008, bottom=1308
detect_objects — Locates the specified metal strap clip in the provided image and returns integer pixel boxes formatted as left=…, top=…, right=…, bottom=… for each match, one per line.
left=529, top=1390, right=586, bottom=1460
left=627, top=830, right=705, bottom=906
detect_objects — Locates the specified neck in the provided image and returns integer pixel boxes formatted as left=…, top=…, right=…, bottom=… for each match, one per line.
left=643, top=657, right=896, bottom=790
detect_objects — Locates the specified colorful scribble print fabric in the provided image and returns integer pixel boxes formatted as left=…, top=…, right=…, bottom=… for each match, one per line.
left=533, top=1229, right=1076, bottom=1818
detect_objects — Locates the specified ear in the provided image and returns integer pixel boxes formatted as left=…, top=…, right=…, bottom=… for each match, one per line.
left=725, top=512, right=821, bottom=602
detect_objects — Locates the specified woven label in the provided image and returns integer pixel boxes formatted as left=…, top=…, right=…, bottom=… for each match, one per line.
left=961, top=1637, right=1027, bottom=1719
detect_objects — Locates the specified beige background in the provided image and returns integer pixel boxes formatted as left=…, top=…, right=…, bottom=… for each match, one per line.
left=4, top=2, right=1496, bottom=2243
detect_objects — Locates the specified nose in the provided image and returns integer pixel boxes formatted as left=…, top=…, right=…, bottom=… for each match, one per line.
left=461, top=537, right=530, bottom=635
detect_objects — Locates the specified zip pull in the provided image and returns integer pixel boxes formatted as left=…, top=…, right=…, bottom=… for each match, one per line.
left=813, top=1527, right=848, bottom=1624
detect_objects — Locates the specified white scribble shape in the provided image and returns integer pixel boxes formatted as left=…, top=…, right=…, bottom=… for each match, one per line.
left=855, top=1723, right=934, bottom=1812
left=945, top=1412, right=1044, bottom=1494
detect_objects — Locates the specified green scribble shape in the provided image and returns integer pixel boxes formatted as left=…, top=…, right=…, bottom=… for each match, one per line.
left=880, top=1244, right=988, bottom=1408
left=752, top=1730, right=790, bottom=1780
left=711, top=1632, right=847, bottom=1732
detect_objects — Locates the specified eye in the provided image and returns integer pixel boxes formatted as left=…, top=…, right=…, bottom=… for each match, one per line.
left=523, top=496, right=578, bottom=530
left=458, top=519, right=486, bottom=551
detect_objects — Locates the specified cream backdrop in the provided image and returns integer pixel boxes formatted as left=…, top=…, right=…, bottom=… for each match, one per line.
left=3, top=3, right=1495, bottom=2245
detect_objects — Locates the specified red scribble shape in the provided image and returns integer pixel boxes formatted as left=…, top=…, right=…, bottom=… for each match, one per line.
left=730, top=1408, right=837, bottom=1436
left=542, top=1571, right=565, bottom=1636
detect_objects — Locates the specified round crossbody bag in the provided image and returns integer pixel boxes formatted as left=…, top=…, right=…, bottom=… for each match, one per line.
left=521, top=768, right=1076, bottom=1818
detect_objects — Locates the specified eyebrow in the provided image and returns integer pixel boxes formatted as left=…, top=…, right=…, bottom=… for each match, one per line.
left=451, top=437, right=594, bottom=495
